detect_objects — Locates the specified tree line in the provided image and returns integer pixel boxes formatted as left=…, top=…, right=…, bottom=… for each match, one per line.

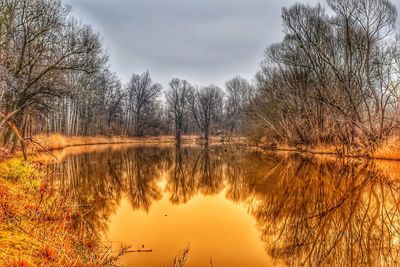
left=2, top=0, right=400, bottom=154
left=248, top=0, right=400, bottom=152
left=0, top=0, right=253, bottom=154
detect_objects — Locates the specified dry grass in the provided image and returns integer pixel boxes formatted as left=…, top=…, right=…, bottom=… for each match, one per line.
left=34, top=143, right=201, bottom=164
left=307, top=144, right=338, bottom=154
left=0, top=147, right=12, bottom=162
left=164, top=246, right=190, bottom=267
left=0, top=158, right=127, bottom=266
left=30, top=134, right=202, bottom=152
left=374, top=159, right=400, bottom=181
left=246, top=138, right=400, bottom=161
left=372, top=137, right=400, bottom=160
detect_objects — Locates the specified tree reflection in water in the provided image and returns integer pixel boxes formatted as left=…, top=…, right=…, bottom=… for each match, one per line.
left=250, top=156, right=400, bottom=266
left=123, top=147, right=167, bottom=212
left=167, top=146, right=197, bottom=204
left=48, top=145, right=400, bottom=266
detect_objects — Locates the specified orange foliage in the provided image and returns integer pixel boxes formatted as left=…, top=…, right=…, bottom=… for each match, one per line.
left=38, top=246, right=57, bottom=262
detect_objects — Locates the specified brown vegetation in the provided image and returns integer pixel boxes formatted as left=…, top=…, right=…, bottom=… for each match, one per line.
left=0, top=158, right=127, bottom=266
left=245, top=136, right=400, bottom=161
left=31, top=133, right=181, bottom=151
left=247, top=0, right=400, bottom=155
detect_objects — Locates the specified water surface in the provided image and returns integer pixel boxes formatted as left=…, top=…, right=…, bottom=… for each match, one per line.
left=47, top=144, right=400, bottom=266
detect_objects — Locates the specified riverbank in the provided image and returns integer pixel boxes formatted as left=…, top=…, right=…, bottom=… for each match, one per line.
left=0, top=158, right=126, bottom=266
left=6, top=132, right=400, bottom=162
left=31, top=134, right=183, bottom=151
left=28, top=133, right=229, bottom=153
left=24, top=133, right=400, bottom=161
left=243, top=138, right=400, bottom=161
left=0, top=134, right=203, bottom=161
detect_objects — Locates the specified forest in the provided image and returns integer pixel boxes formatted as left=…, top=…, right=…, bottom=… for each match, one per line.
left=1, top=0, right=400, bottom=156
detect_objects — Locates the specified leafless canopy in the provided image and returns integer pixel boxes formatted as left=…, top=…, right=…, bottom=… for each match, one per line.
left=249, top=0, right=400, bottom=152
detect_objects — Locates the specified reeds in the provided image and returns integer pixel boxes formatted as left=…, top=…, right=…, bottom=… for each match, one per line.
left=164, top=246, right=190, bottom=267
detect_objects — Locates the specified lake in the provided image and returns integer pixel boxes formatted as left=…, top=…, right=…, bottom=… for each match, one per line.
left=44, top=144, right=400, bottom=266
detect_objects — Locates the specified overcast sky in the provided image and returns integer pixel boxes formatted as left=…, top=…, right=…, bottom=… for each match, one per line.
left=63, top=0, right=399, bottom=89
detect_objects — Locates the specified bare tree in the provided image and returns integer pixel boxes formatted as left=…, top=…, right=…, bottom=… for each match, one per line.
left=125, top=71, right=162, bottom=137
left=166, top=78, right=193, bottom=144
left=249, top=0, right=400, bottom=152
left=0, top=0, right=106, bottom=156
left=225, top=76, right=252, bottom=138
left=190, top=85, right=224, bottom=143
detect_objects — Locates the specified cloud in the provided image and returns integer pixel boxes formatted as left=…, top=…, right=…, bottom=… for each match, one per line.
left=63, top=0, right=399, bottom=88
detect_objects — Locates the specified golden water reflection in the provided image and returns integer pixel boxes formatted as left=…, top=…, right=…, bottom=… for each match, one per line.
left=47, top=145, right=400, bottom=266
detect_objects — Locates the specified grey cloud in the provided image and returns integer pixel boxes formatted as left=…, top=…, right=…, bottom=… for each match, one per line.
left=64, top=0, right=399, bottom=88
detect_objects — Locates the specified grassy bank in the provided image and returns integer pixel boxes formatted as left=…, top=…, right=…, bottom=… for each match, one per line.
left=0, top=158, right=124, bottom=266
left=31, top=134, right=183, bottom=152
left=244, top=138, right=400, bottom=161
left=25, top=133, right=400, bottom=161
left=29, top=134, right=232, bottom=153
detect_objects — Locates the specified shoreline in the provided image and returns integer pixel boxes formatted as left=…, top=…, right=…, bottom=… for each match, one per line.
left=29, top=133, right=400, bottom=162
left=30, top=134, right=184, bottom=152
left=29, top=134, right=230, bottom=153
left=240, top=143, right=400, bottom=162
left=5, top=133, right=400, bottom=162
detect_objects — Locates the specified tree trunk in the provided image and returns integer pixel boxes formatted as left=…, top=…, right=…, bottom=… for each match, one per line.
left=176, top=125, right=181, bottom=145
